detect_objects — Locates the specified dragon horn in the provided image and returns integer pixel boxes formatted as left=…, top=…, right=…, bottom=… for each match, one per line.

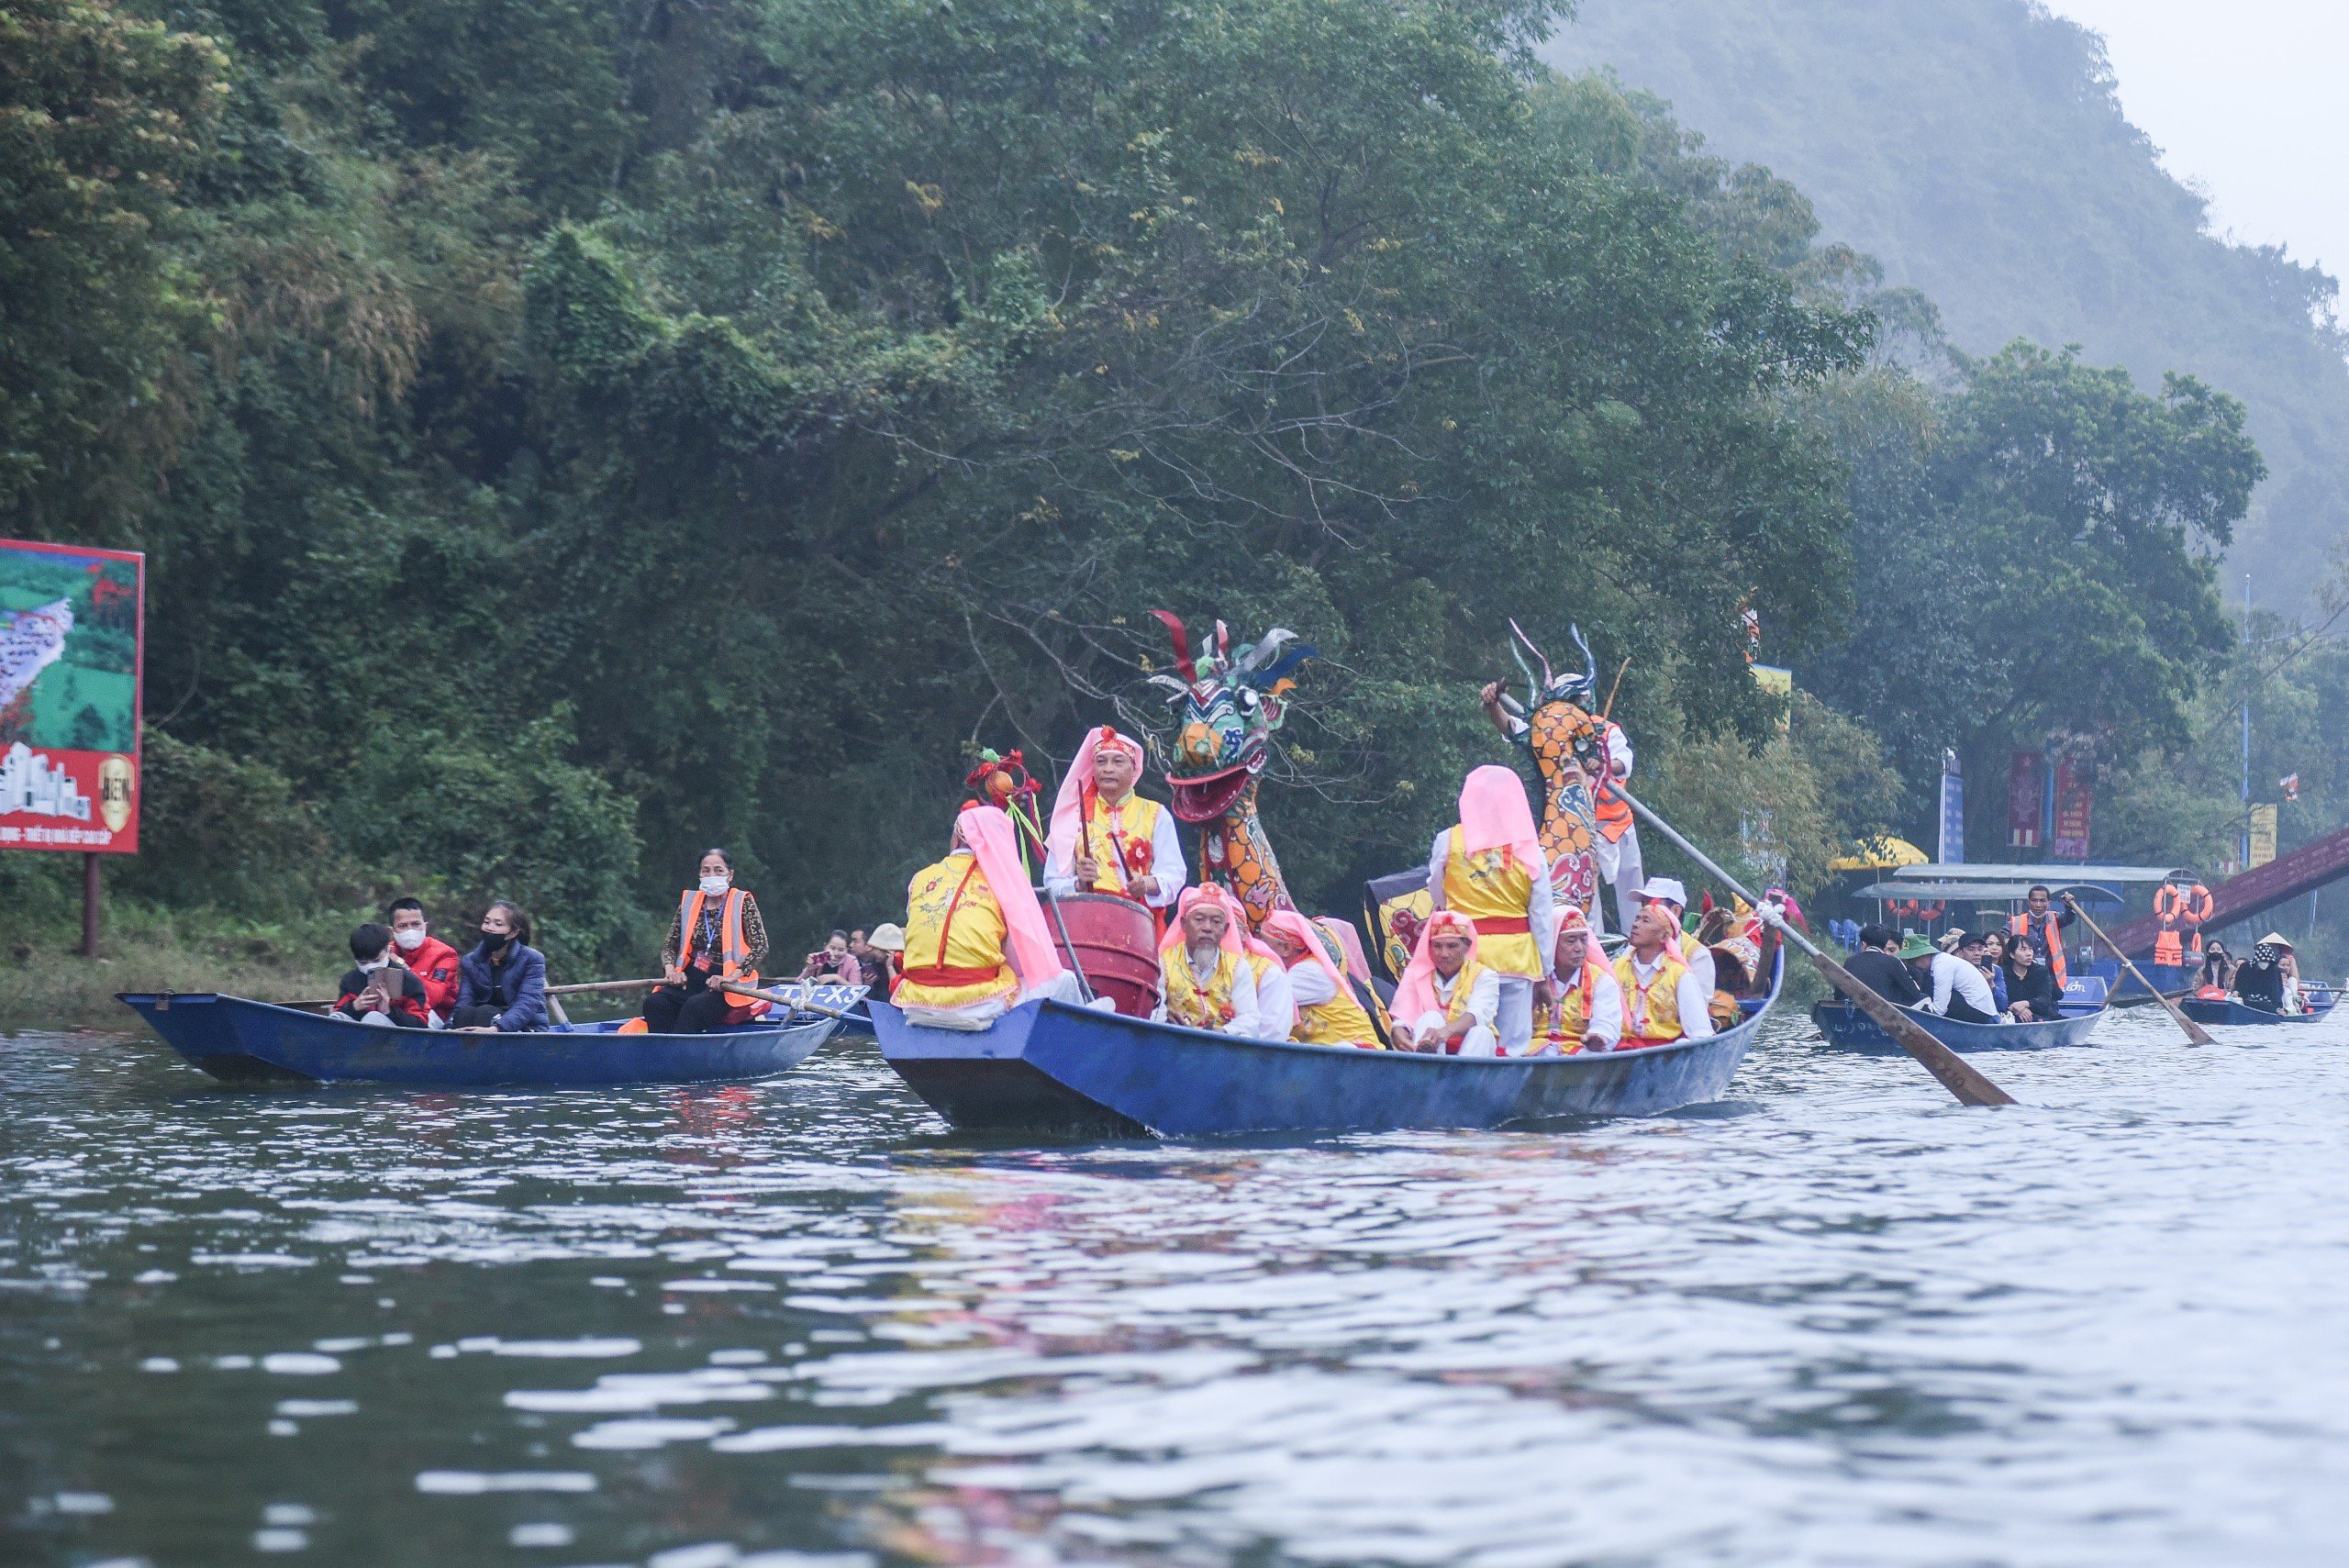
left=1571, top=624, right=1596, bottom=689
left=1214, top=620, right=1231, bottom=662
left=1506, top=627, right=1540, bottom=707
left=1508, top=617, right=1554, bottom=693
left=1232, top=627, right=1296, bottom=675
left=1150, top=609, right=1197, bottom=682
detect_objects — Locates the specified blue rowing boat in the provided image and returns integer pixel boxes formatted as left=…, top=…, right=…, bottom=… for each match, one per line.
left=870, top=957, right=1783, bottom=1137
left=1809, top=999, right=2104, bottom=1053
left=2178, top=996, right=2334, bottom=1028
left=117, top=992, right=839, bottom=1086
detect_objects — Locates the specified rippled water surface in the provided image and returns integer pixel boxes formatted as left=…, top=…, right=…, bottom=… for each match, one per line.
left=7, top=1008, right=2349, bottom=1567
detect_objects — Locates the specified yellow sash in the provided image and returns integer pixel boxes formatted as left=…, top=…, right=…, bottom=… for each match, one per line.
left=1613, top=950, right=1687, bottom=1042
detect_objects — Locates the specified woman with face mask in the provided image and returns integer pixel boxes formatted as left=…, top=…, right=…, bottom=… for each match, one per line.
left=642, top=850, right=772, bottom=1034
left=451, top=900, right=550, bottom=1032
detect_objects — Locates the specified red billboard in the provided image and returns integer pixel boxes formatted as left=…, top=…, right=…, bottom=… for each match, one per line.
left=1, top=539, right=142, bottom=853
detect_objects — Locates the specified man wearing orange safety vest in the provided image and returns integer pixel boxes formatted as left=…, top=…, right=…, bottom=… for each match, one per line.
left=2008, top=884, right=2076, bottom=990
left=2150, top=870, right=2214, bottom=995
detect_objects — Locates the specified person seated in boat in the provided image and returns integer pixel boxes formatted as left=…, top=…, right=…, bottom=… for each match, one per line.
left=386, top=897, right=462, bottom=1024
left=2278, top=942, right=2310, bottom=1013
left=1528, top=905, right=1623, bottom=1054
left=857, top=924, right=905, bottom=993
left=1635, top=877, right=1715, bottom=997
left=451, top=901, right=549, bottom=1032
left=799, top=929, right=863, bottom=986
left=1838, top=925, right=1923, bottom=1007
left=1155, top=886, right=1265, bottom=1036
left=896, top=805, right=1084, bottom=1029
left=1316, top=913, right=1400, bottom=1042
left=335, top=922, right=432, bottom=1028
left=1614, top=893, right=1716, bottom=1048
left=643, top=849, right=772, bottom=1035
left=1998, top=933, right=2063, bottom=1022
left=1230, top=892, right=1297, bottom=1040
left=2193, top=941, right=2235, bottom=1000
left=1427, top=764, right=1556, bottom=1054
left=1394, top=910, right=1501, bottom=1055
left=1260, top=908, right=1382, bottom=1049
left=1902, top=930, right=1998, bottom=1025
left=1043, top=726, right=1186, bottom=913
left=2232, top=937, right=2289, bottom=1014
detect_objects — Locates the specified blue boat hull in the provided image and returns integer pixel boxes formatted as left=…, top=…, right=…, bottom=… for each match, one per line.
left=2179, top=997, right=2332, bottom=1028
left=1809, top=1000, right=2104, bottom=1053
left=118, top=993, right=837, bottom=1086
left=871, top=965, right=1782, bottom=1138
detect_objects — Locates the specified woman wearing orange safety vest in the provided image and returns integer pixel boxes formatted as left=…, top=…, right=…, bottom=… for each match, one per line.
left=642, top=848, right=771, bottom=1033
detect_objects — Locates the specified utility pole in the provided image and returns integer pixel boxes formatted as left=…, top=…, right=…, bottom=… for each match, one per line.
left=2240, top=574, right=2251, bottom=873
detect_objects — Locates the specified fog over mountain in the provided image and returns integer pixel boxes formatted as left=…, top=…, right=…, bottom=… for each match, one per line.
left=1543, top=0, right=2349, bottom=605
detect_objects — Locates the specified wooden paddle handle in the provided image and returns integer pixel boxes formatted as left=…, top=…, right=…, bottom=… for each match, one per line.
left=548, top=976, right=667, bottom=996
left=717, top=979, right=854, bottom=1020
left=2064, top=895, right=2212, bottom=1048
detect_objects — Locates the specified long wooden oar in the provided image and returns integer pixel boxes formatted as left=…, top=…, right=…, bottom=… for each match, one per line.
left=1618, top=786, right=2016, bottom=1108
left=717, top=979, right=858, bottom=1021
left=2063, top=894, right=2211, bottom=1047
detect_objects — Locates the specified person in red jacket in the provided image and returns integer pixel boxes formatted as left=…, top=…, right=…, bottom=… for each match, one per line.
left=386, top=896, right=462, bottom=1023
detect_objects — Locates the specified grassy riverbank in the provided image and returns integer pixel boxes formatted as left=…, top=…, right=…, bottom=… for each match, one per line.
left=0, top=905, right=353, bottom=1033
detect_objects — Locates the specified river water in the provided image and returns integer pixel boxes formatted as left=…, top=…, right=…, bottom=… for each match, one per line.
left=6, top=1008, right=2347, bottom=1567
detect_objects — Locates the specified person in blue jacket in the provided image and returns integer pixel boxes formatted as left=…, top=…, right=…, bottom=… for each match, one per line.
left=451, top=900, right=549, bottom=1032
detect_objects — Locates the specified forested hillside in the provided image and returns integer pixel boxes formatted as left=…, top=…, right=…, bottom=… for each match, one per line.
left=1542, top=0, right=2349, bottom=604
left=0, top=0, right=2296, bottom=992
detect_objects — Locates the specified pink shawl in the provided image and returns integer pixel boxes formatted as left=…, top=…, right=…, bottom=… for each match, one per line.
left=1394, top=909, right=1480, bottom=1021
left=1046, top=726, right=1148, bottom=869
left=1552, top=905, right=1608, bottom=971
left=1160, top=884, right=1244, bottom=961
left=1315, top=916, right=1376, bottom=988
left=1459, top=764, right=1540, bottom=868
left=958, top=805, right=1064, bottom=988
left=1264, top=908, right=1345, bottom=995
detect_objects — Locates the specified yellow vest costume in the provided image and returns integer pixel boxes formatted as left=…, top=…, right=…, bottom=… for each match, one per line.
left=1442, top=826, right=1540, bottom=978
left=1163, top=945, right=1243, bottom=1029
left=1613, top=950, right=1688, bottom=1046
left=1427, top=958, right=1493, bottom=1027
left=896, top=852, right=1019, bottom=1012
left=1532, top=956, right=1609, bottom=1052
left=1075, top=794, right=1166, bottom=895
left=1289, top=960, right=1380, bottom=1048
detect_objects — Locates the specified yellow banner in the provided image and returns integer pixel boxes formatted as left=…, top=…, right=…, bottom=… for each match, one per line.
left=2249, top=803, right=2278, bottom=868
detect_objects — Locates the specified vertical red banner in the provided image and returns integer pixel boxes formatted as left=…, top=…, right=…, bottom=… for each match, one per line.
left=2008, top=751, right=2043, bottom=848
left=0, top=539, right=143, bottom=853
left=2050, top=753, right=2092, bottom=861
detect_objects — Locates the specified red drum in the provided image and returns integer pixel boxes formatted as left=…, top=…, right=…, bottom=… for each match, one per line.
left=1043, top=892, right=1161, bottom=1018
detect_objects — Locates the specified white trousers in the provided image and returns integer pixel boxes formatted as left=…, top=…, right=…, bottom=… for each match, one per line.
left=1407, top=1012, right=1499, bottom=1057
left=1494, top=976, right=1534, bottom=1055
left=902, top=970, right=1084, bottom=1031
left=1594, top=826, right=1646, bottom=938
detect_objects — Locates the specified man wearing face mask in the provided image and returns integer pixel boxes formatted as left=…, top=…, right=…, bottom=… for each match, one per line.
left=386, top=896, right=462, bottom=1025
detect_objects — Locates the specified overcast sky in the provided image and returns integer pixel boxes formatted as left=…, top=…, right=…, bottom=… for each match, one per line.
left=2043, top=0, right=2349, bottom=282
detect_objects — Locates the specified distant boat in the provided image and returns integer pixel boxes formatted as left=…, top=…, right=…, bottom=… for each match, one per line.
left=2178, top=995, right=2336, bottom=1029
left=871, top=955, right=1782, bottom=1138
left=1809, top=999, right=2103, bottom=1053
left=118, top=992, right=836, bottom=1087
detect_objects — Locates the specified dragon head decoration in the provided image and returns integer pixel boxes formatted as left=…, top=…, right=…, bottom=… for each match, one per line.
left=1146, top=610, right=1316, bottom=929
left=1147, top=611, right=1315, bottom=824
left=1507, top=617, right=1609, bottom=778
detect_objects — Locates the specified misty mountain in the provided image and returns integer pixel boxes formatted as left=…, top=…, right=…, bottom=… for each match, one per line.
left=1542, top=0, right=2349, bottom=605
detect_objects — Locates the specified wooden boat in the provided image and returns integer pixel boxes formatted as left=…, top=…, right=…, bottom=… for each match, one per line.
left=870, top=956, right=1783, bottom=1138
left=1809, top=999, right=2104, bottom=1053
left=2178, top=995, right=2334, bottom=1028
left=117, top=992, right=838, bottom=1087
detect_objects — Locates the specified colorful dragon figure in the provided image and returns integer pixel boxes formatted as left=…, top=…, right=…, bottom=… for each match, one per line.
left=1148, top=610, right=1316, bottom=933
left=1500, top=618, right=1607, bottom=920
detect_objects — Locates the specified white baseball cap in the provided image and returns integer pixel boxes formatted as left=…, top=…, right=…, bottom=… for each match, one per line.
left=1637, top=876, right=1688, bottom=908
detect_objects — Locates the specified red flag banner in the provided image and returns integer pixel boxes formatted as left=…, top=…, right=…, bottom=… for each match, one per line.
left=2008, top=751, right=2044, bottom=848
left=2050, top=753, right=2092, bottom=861
left=0, top=539, right=143, bottom=854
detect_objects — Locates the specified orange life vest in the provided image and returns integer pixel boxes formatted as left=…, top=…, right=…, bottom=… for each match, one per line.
left=1591, top=721, right=1633, bottom=843
left=2008, top=911, right=2070, bottom=987
left=675, top=887, right=768, bottom=1018
left=2152, top=884, right=2213, bottom=965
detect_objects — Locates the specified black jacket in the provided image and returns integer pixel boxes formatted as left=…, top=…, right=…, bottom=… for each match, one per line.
left=1841, top=948, right=1923, bottom=1006
left=2001, top=961, right=2063, bottom=1018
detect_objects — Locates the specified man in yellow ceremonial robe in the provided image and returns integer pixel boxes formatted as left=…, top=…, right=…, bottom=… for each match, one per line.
left=1428, top=764, right=1556, bottom=1054
left=896, top=805, right=1084, bottom=1030
left=1042, top=726, right=1186, bottom=914
left=1613, top=892, right=1716, bottom=1049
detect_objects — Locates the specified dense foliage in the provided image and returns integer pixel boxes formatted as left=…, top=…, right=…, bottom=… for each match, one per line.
left=0, top=0, right=2290, bottom=982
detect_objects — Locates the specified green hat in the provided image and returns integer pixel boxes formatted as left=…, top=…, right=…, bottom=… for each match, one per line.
left=1896, top=934, right=1938, bottom=960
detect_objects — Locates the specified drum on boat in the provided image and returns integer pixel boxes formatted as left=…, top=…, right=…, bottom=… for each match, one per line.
left=1043, top=892, right=1160, bottom=1018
